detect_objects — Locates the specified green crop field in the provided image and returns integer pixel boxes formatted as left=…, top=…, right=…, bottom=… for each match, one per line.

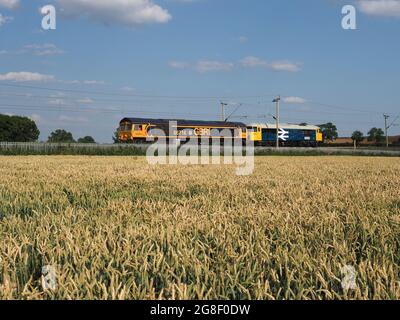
left=0, top=156, right=399, bottom=300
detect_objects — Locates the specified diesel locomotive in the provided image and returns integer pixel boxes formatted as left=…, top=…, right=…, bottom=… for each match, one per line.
left=118, top=118, right=247, bottom=143
left=247, top=123, right=324, bottom=147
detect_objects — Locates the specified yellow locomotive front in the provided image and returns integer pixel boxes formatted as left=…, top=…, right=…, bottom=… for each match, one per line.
left=118, top=119, right=149, bottom=143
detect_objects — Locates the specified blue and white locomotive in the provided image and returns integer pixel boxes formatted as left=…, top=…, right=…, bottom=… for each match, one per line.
left=247, top=123, right=324, bottom=147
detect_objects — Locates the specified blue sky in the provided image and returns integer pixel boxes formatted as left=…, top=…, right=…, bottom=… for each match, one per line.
left=0, top=0, right=399, bottom=142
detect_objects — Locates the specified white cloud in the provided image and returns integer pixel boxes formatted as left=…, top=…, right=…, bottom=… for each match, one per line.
left=0, top=13, right=12, bottom=26
left=83, top=80, right=105, bottom=85
left=169, top=61, right=190, bottom=69
left=169, top=57, right=300, bottom=74
left=0, top=72, right=55, bottom=82
left=196, top=60, right=234, bottom=73
left=120, top=86, right=135, bottom=91
left=241, top=56, right=302, bottom=73
left=24, top=44, right=65, bottom=56
left=57, top=0, right=171, bottom=25
left=62, top=80, right=80, bottom=84
left=0, top=0, right=19, bottom=10
left=270, top=61, right=302, bottom=73
left=358, top=0, right=400, bottom=17
left=0, top=44, right=63, bottom=56
left=61, top=79, right=105, bottom=85
left=283, top=96, right=307, bottom=104
left=168, top=60, right=234, bottom=72
left=48, top=98, right=67, bottom=106
left=240, top=56, right=268, bottom=68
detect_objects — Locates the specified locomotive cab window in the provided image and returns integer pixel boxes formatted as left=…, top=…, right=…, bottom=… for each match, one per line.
left=247, top=127, right=259, bottom=132
left=120, top=123, right=132, bottom=131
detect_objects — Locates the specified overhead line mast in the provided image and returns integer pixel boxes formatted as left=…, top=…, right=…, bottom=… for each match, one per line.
left=384, top=114, right=390, bottom=148
left=273, top=96, right=281, bottom=149
left=220, top=102, right=228, bottom=122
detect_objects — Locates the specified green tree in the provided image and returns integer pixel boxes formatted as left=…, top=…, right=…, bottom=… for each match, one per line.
left=77, top=136, right=96, bottom=144
left=367, top=127, right=385, bottom=144
left=351, top=130, right=364, bottom=146
left=0, top=114, right=40, bottom=142
left=318, top=122, right=338, bottom=142
left=48, top=129, right=75, bottom=143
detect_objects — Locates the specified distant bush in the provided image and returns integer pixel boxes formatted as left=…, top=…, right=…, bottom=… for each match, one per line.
left=77, top=136, right=96, bottom=144
left=48, top=129, right=75, bottom=143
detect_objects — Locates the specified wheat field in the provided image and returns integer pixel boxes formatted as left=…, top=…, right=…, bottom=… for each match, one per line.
left=0, top=156, right=399, bottom=300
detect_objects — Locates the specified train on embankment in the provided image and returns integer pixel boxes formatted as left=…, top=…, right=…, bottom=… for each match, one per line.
left=118, top=117, right=324, bottom=147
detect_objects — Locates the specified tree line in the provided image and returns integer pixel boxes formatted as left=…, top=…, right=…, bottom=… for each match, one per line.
left=318, top=122, right=389, bottom=146
left=47, top=129, right=96, bottom=144
left=0, top=114, right=96, bottom=143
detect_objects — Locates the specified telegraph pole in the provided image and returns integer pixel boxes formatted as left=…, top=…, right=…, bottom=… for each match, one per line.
left=220, top=102, right=228, bottom=122
left=273, top=96, right=281, bottom=149
left=384, top=114, right=390, bottom=148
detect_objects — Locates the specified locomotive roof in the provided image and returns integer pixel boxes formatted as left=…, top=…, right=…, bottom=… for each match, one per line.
left=120, top=118, right=246, bottom=128
left=248, top=123, right=321, bottom=130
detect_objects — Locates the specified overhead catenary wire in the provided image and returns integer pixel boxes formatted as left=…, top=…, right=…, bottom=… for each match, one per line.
left=0, top=82, right=393, bottom=116
left=0, top=103, right=222, bottom=118
left=0, top=98, right=384, bottom=119
left=388, top=114, right=400, bottom=129
left=0, top=82, right=278, bottom=100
